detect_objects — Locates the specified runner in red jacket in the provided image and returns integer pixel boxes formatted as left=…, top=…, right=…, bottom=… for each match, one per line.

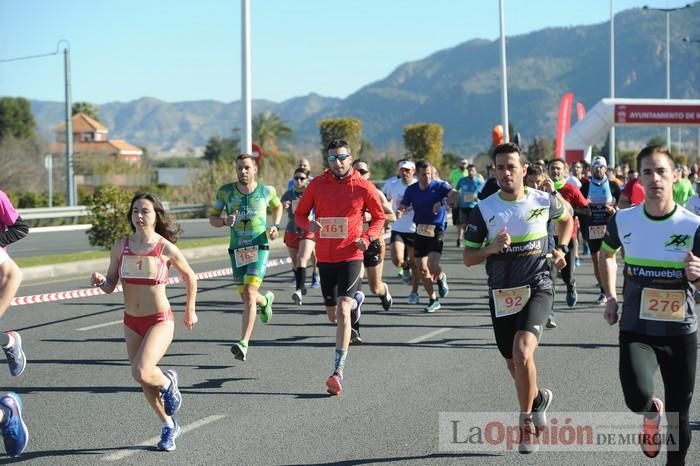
left=295, top=139, right=385, bottom=395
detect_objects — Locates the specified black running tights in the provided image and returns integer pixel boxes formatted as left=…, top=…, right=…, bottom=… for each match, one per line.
left=619, top=331, right=697, bottom=465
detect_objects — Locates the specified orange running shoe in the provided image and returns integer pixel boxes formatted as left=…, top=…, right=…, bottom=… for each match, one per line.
left=326, top=372, right=343, bottom=396
left=641, top=397, right=664, bottom=459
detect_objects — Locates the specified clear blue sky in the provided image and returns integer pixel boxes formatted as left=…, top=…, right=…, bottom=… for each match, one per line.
left=0, top=0, right=687, bottom=104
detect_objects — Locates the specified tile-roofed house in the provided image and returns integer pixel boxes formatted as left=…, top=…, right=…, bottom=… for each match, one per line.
left=50, top=113, right=143, bottom=163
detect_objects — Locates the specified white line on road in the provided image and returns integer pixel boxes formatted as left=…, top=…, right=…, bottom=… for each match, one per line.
left=76, top=320, right=122, bottom=331
left=102, top=414, right=226, bottom=461
left=407, top=327, right=452, bottom=344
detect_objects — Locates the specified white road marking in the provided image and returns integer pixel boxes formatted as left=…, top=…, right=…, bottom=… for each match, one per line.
left=407, top=327, right=452, bottom=344
left=102, top=415, right=226, bottom=461
left=76, top=320, right=122, bottom=331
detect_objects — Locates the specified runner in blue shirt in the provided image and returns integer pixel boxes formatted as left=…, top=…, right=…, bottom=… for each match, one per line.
left=398, top=160, right=456, bottom=313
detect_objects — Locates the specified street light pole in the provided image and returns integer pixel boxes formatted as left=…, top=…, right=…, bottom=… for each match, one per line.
left=643, top=4, right=692, bottom=149
left=61, top=41, right=77, bottom=206
left=498, top=0, right=510, bottom=143
left=241, top=0, right=252, bottom=155
left=609, top=0, right=616, bottom=167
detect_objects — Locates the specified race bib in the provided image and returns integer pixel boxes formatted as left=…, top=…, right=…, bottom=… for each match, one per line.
left=463, top=193, right=477, bottom=203
left=291, top=199, right=299, bottom=213
left=639, top=288, right=686, bottom=322
left=493, top=285, right=531, bottom=318
left=319, top=217, right=348, bottom=239
left=234, top=246, right=259, bottom=268
left=121, top=255, right=158, bottom=279
left=416, top=224, right=436, bottom=237
left=588, top=225, right=606, bottom=240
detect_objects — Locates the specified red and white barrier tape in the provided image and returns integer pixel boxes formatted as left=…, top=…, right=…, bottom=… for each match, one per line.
left=11, top=256, right=293, bottom=307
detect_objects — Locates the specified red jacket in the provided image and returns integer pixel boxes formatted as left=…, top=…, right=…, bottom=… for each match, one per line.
left=295, top=168, right=386, bottom=263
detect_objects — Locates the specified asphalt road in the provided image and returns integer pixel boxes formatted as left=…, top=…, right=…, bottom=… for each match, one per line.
left=2, top=230, right=698, bottom=464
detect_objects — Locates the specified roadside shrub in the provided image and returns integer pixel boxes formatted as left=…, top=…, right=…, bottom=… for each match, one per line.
left=86, top=185, right=132, bottom=250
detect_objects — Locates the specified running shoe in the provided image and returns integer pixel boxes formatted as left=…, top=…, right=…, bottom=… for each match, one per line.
left=260, top=291, right=274, bottom=323
left=292, top=289, right=303, bottom=306
left=574, top=257, right=581, bottom=267
left=397, top=268, right=404, bottom=279
left=3, top=332, right=26, bottom=377
left=326, top=372, right=343, bottom=395
left=350, top=327, right=363, bottom=345
left=546, top=317, right=557, bottom=329
left=161, top=370, right=182, bottom=416
left=532, top=388, right=553, bottom=428
left=437, top=273, right=449, bottom=298
left=402, top=267, right=412, bottom=284
left=157, top=419, right=181, bottom=452
left=231, top=341, right=248, bottom=361
left=566, top=285, right=578, bottom=307
left=310, top=273, right=320, bottom=289
left=351, top=291, right=364, bottom=324
left=518, top=413, right=539, bottom=454
left=424, top=298, right=441, bottom=313
left=0, top=392, right=28, bottom=458
left=456, top=239, right=461, bottom=247
left=596, top=292, right=607, bottom=306
left=641, top=398, right=664, bottom=459
left=380, top=283, right=393, bottom=311
left=408, top=292, right=420, bottom=305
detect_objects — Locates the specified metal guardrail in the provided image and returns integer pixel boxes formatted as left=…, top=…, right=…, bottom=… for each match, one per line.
left=19, top=204, right=207, bottom=220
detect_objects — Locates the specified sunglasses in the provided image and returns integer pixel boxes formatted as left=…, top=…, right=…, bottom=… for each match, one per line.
left=328, top=154, right=350, bottom=162
left=294, top=176, right=307, bottom=181
left=355, top=168, right=369, bottom=175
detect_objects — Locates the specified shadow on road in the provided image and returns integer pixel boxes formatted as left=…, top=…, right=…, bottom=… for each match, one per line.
left=279, top=452, right=500, bottom=465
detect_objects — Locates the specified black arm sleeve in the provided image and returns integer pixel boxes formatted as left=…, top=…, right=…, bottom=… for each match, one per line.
left=0, top=216, right=29, bottom=247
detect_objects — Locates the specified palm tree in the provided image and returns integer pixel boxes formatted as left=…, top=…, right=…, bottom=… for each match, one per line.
left=252, top=111, right=292, bottom=155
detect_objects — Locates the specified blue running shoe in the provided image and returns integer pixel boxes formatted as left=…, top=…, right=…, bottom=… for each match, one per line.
left=310, top=273, right=320, bottom=289
left=3, top=332, right=26, bottom=377
left=0, top=392, right=28, bottom=457
left=574, top=257, right=581, bottom=267
left=160, top=370, right=182, bottom=416
left=157, top=419, right=181, bottom=451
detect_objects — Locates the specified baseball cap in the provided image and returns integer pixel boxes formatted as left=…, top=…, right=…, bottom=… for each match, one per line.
left=592, top=156, right=607, bottom=168
left=398, top=160, right=415, bottom=170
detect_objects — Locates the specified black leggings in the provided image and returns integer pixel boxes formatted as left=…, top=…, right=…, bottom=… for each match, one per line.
left=551, top=237, right=575, bottom=287
left=619, top=331, right=697, bottom=465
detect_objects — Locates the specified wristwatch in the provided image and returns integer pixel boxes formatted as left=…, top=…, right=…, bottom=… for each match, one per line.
left=555, top=244, right=569, bottom=254
left=273, top=224, right=280, bottom=229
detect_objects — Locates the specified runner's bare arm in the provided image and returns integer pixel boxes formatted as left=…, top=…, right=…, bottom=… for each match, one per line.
left=463, top=228, right=510, bottom=267
left=91, top=240, right=122, bottom=293
left=164, top=242, right=198, bottom=331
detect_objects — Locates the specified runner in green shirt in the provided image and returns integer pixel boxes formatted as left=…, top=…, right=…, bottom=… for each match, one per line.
left=209, top=154, right=283, bottom=361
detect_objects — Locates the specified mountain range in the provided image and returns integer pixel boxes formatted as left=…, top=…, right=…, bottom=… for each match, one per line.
left=28, top=3, right=700, bottom=156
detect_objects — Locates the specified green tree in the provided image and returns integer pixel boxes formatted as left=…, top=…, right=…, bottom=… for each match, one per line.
left=252, top=111, right=292, bottom=154
left=319, top=118, right=362, bottom=159
left=202, top=135, right=239, bottom=164
left=0, top=97, right=36, bottom=141
left=403, top=123, right=444, bottom=167
left=72, top=102, right=101, bottom=122
left=86, top=185, right=132, bottom=250
left=526, top=137, right=554, bottom=163
left=646, top=135, right=667, bottom=147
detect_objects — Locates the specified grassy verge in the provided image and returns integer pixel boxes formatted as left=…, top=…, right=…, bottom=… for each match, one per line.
left=15, top=237, right=229, bottom=268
